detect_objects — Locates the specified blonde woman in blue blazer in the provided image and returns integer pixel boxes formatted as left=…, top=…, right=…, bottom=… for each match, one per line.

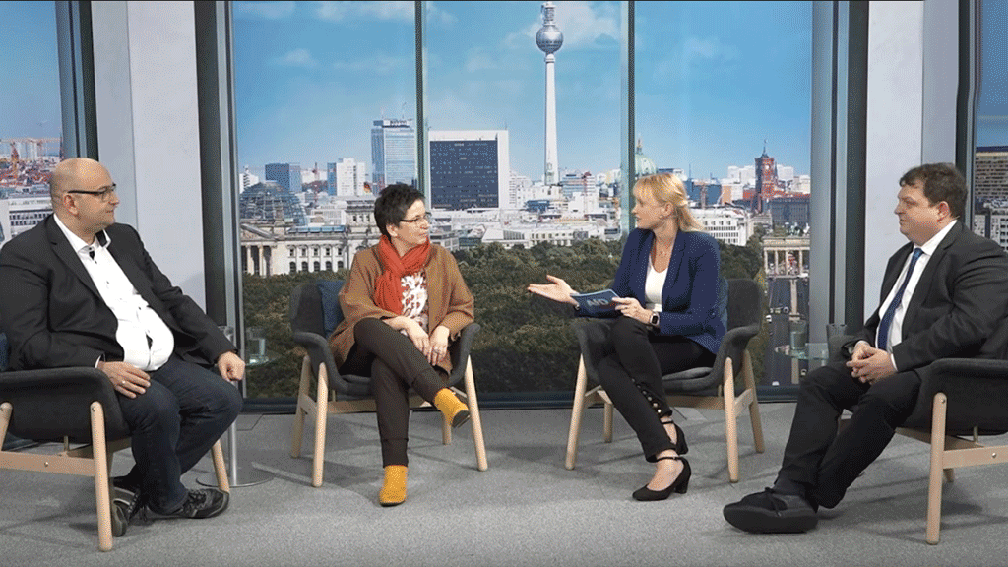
left=529, top=173, right=726, bottom=501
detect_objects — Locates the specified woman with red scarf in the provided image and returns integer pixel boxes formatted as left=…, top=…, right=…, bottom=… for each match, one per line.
left=328, top=183, right=474, bottom=506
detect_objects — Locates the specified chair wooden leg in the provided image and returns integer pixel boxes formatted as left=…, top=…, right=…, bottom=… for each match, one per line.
left=211, top=440, right=229, bottom=492
left=463, top=357, right=488, bottom=471
left=290, top=356, right=311, bottom=458
left=90, top=402, right=113, bottom=552
left=0, top=402, right=11, bottom=441
left=565, top=356, right=589, bottom=470
left=926, top=393, right=948, bottom=545
left=723, top=357, right=739, bottom=483
left=742, top=349, right=765, bottom=453
left=312, top=363, right=329, bottom=487
left=442, top=413, right=452, bottom=445
left=602, top=401, right=613, bottom=444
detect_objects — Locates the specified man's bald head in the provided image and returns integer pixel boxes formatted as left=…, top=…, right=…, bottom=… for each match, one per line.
left=49, top=158, right=108, bottom=209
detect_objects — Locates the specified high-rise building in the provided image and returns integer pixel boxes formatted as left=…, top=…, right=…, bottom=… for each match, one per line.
left=240, top=165, right=260, bottom=191
left=975, top=146, right=1008, bottom=203
left=327, top=158, right=367, bottom=197
left=428, top=130, right=510, bottom=211
left=264, top=162, right=302, bottom=194
left=371, top=119, right=416, bottom=190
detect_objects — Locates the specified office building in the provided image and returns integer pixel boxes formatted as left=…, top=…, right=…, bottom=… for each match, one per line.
left=428, top=130, right=510, bottom=210
left=371, top=118, right=416, bottom=190
left=264, top=162, right=302, bottom=194
left=327, top=158, right=368, bottom=197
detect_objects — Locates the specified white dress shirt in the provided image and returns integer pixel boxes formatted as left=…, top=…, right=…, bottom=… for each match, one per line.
left=53, top=216, right=174, bottom=371
left=874, top=220, right=957, bottom=369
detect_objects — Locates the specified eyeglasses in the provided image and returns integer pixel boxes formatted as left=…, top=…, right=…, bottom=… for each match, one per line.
left=400, top=212, right=432, bottom=225
left=67, top=184, right=117, bottom=202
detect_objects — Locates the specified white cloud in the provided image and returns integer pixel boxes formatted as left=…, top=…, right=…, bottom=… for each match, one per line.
left=464, top=48, right=502, bottom=73
left=234, top=1, right=295, bottom=20
left=683, top=36, right=739, bottom=64
left=424, top=2, right=457, bottom=27
left=273, top=48, right=318, bottom=69
left=315, top=1, right=415, bottom=23
left=332, top=54, right=408, bottom=76
left=507, top=1, right=619, bottom=52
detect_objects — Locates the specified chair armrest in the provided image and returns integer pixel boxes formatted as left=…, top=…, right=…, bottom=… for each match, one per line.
left=903, top=357, right=1008, bottom=432
left=447, top=323, right=480, bottom=386
left=701, top=323, right=760, bottom=393
left=0, top=366, right=129, bottom=442
left=291, top=330, right=354, bottom=394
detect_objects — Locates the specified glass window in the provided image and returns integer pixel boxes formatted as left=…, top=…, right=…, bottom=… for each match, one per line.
left=973, top=0, right=1008, bottom=254
left=0, top=2, right=64, bottom=251
left=232, top=1, right=415, bottom=398
left=423, top=1, right=623, bottom=395
left=634, top=1, right=813, bottom=392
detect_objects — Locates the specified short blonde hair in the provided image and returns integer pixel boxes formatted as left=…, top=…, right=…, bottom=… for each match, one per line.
left=634, top=173, right=704, bottom=232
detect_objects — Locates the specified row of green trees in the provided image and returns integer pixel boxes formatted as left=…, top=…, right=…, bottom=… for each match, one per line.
left=241, top=235, right=767, bottom=399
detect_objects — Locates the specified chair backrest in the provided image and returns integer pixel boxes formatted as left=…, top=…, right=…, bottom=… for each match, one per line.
left=289, top=280, right=345, bottom=338
left=0, top=333, right=8, bottom=372
left=726, top=278, right=761, bottom=332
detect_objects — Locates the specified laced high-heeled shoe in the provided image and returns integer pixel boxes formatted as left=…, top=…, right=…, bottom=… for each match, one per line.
left=632, top=456, right=691, bottom=501
left=661, top=416, right=688, bottom=456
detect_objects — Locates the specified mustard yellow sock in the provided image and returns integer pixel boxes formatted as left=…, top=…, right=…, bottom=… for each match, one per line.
left=433, top=388, right=471, bottom=428
left=378, top=465, right=408, bottom=507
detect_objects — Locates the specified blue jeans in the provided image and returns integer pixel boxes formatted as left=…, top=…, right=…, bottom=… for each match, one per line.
left=117, top=355, right=242, bottom=513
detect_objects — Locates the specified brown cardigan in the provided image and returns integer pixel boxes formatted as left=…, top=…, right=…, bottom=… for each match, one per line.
left=328, top=243, right=474, bottom=374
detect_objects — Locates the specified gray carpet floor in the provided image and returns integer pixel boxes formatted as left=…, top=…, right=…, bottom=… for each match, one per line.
left=3, top=402, right=1008, bottom=567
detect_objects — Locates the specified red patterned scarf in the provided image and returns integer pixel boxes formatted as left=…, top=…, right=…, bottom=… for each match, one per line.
left=373, top=235, right=430, bottom=314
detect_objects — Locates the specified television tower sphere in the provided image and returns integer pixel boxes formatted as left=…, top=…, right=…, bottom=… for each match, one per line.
left=536, top=2, right=563, bottom=54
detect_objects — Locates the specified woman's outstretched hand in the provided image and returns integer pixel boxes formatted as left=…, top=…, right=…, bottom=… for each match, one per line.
left=527, top=274, right=578, bottom=306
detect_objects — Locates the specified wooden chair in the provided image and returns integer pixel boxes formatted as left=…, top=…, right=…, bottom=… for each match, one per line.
left=565, top=278, right=765, bottom=482
left=893, top=356, right=1008, bottom=544
left=288, top=280, right=487, bottom=487
left=0, top=333, right=228, bottom=551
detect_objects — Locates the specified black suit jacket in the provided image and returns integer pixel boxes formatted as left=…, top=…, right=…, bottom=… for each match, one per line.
left=0, top=215, right=233, bottom=371
left=854, top=221, right=1008, bottom=371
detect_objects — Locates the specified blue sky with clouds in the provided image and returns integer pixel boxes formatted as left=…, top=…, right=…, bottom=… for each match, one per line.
left=0, top=2, right=62, bottom=142
left=978, top=0, right=1008, bottom=149
left=232, top=1, right=815, bottom=182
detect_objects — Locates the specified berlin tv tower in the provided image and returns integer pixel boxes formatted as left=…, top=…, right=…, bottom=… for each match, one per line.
left=536, top=2, right=563, bottom=186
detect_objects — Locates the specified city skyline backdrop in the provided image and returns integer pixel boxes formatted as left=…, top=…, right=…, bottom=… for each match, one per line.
left=0, top=1, right=1001, bottom=184
left=232, top=1, right=816, bottom=185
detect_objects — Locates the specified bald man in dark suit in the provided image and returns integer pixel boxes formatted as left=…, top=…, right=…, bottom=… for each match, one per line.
left=0, top=158, right=244, bottom=535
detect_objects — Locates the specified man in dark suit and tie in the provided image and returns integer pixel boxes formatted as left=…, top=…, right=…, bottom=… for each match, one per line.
left=0, top=158, right=244, bottom=535
left=724, top=162, right=1008, bottom=534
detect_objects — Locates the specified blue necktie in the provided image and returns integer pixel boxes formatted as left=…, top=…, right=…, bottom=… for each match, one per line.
left=877, top=248, right=922, bottom=351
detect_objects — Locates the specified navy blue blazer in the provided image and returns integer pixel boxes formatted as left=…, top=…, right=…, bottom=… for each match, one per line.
left=605, top=228, right=726, bottom=355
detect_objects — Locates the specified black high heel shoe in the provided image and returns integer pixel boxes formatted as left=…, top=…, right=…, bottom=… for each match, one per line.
left=632, top=456, right=691, bottom=501
left=661, top=416, right=688, bottom=455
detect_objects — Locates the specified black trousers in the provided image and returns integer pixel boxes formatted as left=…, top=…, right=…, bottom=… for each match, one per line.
left=340, top=317, right=447, bottom=467
left=597, top=317, right=716, bottom=462
left=777, top=360, right=921, bottom=508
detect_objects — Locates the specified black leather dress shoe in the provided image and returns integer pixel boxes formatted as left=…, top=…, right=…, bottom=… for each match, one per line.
left=723, top=488, right=818, bottom=534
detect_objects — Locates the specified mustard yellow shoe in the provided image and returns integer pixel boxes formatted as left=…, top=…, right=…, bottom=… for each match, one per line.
left=379, top=465, right=408, bottom=507
left=433, top=388, right=471, bottom=428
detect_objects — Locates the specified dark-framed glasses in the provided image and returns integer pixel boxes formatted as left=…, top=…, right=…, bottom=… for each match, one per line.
left=401, top=212, right=432, bottom=225
left=67, top=184, right=117, bottom=202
